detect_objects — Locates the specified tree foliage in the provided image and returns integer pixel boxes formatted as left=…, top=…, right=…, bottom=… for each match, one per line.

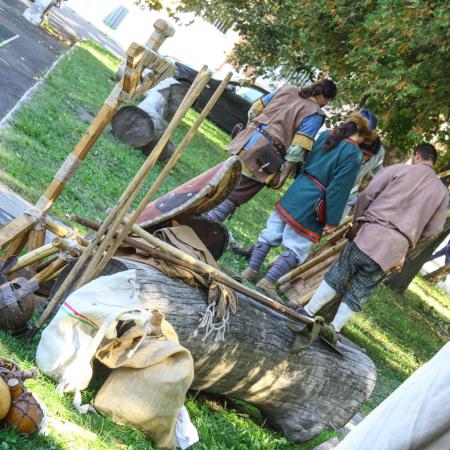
left=140, top=0, right=449, bottom=159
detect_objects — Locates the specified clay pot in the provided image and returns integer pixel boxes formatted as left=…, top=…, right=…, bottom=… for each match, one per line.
left=5, top=391, right=43, bottom=434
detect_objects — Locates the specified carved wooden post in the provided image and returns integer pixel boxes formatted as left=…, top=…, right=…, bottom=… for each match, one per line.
left=0, top=20, right=175, bottom=254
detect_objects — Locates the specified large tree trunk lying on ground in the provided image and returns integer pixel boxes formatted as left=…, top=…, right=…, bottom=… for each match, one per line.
left=108, top=258, right=376, bottom=443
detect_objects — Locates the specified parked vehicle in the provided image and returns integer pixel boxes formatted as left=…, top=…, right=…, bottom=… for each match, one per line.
left=174, top=61, right=269, bottom=135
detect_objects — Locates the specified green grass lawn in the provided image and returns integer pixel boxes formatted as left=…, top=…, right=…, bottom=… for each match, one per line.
left=0, top=41, right=449, bottom=449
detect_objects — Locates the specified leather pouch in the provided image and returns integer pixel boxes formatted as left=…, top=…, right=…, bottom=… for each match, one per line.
left=313, top=198, right=326, bottom=225
left=255, top=144, right=283, bottom=174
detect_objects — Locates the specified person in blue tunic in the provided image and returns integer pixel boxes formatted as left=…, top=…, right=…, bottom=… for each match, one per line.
left=242, top=112, right=378, bottom=299
left=207, top=80, right=337, bottom=222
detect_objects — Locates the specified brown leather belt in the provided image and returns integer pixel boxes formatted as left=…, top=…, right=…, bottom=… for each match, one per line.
left=249, top=123, right=285, bottom=154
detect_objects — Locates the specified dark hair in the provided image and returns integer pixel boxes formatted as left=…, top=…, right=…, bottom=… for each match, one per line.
left=299, top=79, right=337, bottom=100
left=413, top=143, right=437, bottom=164
left=324, top=122, right=358, bottom=152
left=360, top=136, right=382, bottom=154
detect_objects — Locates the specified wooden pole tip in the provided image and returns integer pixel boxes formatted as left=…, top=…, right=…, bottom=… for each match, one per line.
left=153, top=19, right=175, bottom=37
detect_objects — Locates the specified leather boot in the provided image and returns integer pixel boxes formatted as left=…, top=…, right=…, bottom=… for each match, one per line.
left=256, top=278, right=281, bottom=302
left=241, top=267, right=259, bottom=283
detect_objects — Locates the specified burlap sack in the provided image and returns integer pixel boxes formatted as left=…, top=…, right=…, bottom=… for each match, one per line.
left=93, top=324, right=194, bottom=449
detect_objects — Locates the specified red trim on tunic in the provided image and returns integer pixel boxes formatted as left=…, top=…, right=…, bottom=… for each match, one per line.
left=275, top=203, right=321, bottom=243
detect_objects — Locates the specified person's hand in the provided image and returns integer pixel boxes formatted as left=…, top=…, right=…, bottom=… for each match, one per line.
left=272, top=174, right=288, bottom=190
left=323, top=224, right=337, bottom=235
left=273, top=161, right=296, bottom=189
left=345, top=222, right=361, bottom=240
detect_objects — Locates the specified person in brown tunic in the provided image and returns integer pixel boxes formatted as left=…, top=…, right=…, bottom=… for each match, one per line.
left=302, top=143, right=449, bottom=337
left=207, top=79, right=337, bottom=222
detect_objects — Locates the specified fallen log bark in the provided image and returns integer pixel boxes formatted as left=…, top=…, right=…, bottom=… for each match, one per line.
left=101, top=258, right=377, bottom=443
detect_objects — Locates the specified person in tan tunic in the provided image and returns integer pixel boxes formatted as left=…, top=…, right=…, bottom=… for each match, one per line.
left=301, top=143, right=448, bottom=337
left=207, top=79, right=337, bottom=222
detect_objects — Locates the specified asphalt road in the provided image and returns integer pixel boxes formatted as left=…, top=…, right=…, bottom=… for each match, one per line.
left=0, top=0, right=63, bottom=120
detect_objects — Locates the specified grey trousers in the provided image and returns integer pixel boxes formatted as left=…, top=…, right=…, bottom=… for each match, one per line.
left=325, top=241, right=385, bottom=312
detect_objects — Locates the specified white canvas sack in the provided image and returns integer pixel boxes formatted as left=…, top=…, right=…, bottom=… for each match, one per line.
left=36, top=269, right=152, bottom=410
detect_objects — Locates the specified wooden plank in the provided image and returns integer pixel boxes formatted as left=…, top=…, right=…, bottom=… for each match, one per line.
left=27, top=226, right=46, bottom=270
left=0, top=214, right=36, bottom=250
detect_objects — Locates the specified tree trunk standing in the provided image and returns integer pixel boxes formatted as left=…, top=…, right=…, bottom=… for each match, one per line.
left=104, top=258, right=376, bottom=444
left=385, top=217, right=450, bottom=292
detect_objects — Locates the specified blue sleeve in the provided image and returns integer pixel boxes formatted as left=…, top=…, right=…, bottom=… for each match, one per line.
left=297, top=113, right=325, bottom=139
left=261, top=92, right=275, bottom=106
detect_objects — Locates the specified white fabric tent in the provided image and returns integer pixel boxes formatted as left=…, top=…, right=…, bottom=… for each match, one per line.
left=336, top=342, right=450, bottom=450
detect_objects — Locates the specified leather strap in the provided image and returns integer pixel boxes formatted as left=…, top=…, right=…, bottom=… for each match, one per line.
left=305, top=173, right=327, bottom=192
left=287, top=316, right=325, bottom=351
left=249, top=123, right=285, bottom=154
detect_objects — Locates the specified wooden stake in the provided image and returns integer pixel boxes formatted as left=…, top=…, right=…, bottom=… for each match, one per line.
left=75, top=67, right=212, bottom=288
left=36, top=255, right=58, bottom=272
left=89, top=72, right=234, bottom=281
left=31, top=237, right=83, bottom=284
left=7, top=237, right=81, bottom=274
left=44, top=218, right=89, bottom=247
left=34, top=67, right=211, bottom=332
left=32, top=258, right=67, bottom=285
left=27, top=224, right=46, bottom=271
left=8, top=243, right=58, bottom=273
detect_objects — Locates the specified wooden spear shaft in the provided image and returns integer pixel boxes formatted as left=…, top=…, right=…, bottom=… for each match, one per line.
left=75, top=67, right=213, bottom=288
left=8, top=243, right=58, bottom=273
left=71, top=214, right=210, bottom=268
left=34, top=67, right=211, bottom=331
left=71, top=214, right=314, bottom=327
left=87, top=72, right=234, bottom=282
left=129, top=221, right=314, bottom=326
